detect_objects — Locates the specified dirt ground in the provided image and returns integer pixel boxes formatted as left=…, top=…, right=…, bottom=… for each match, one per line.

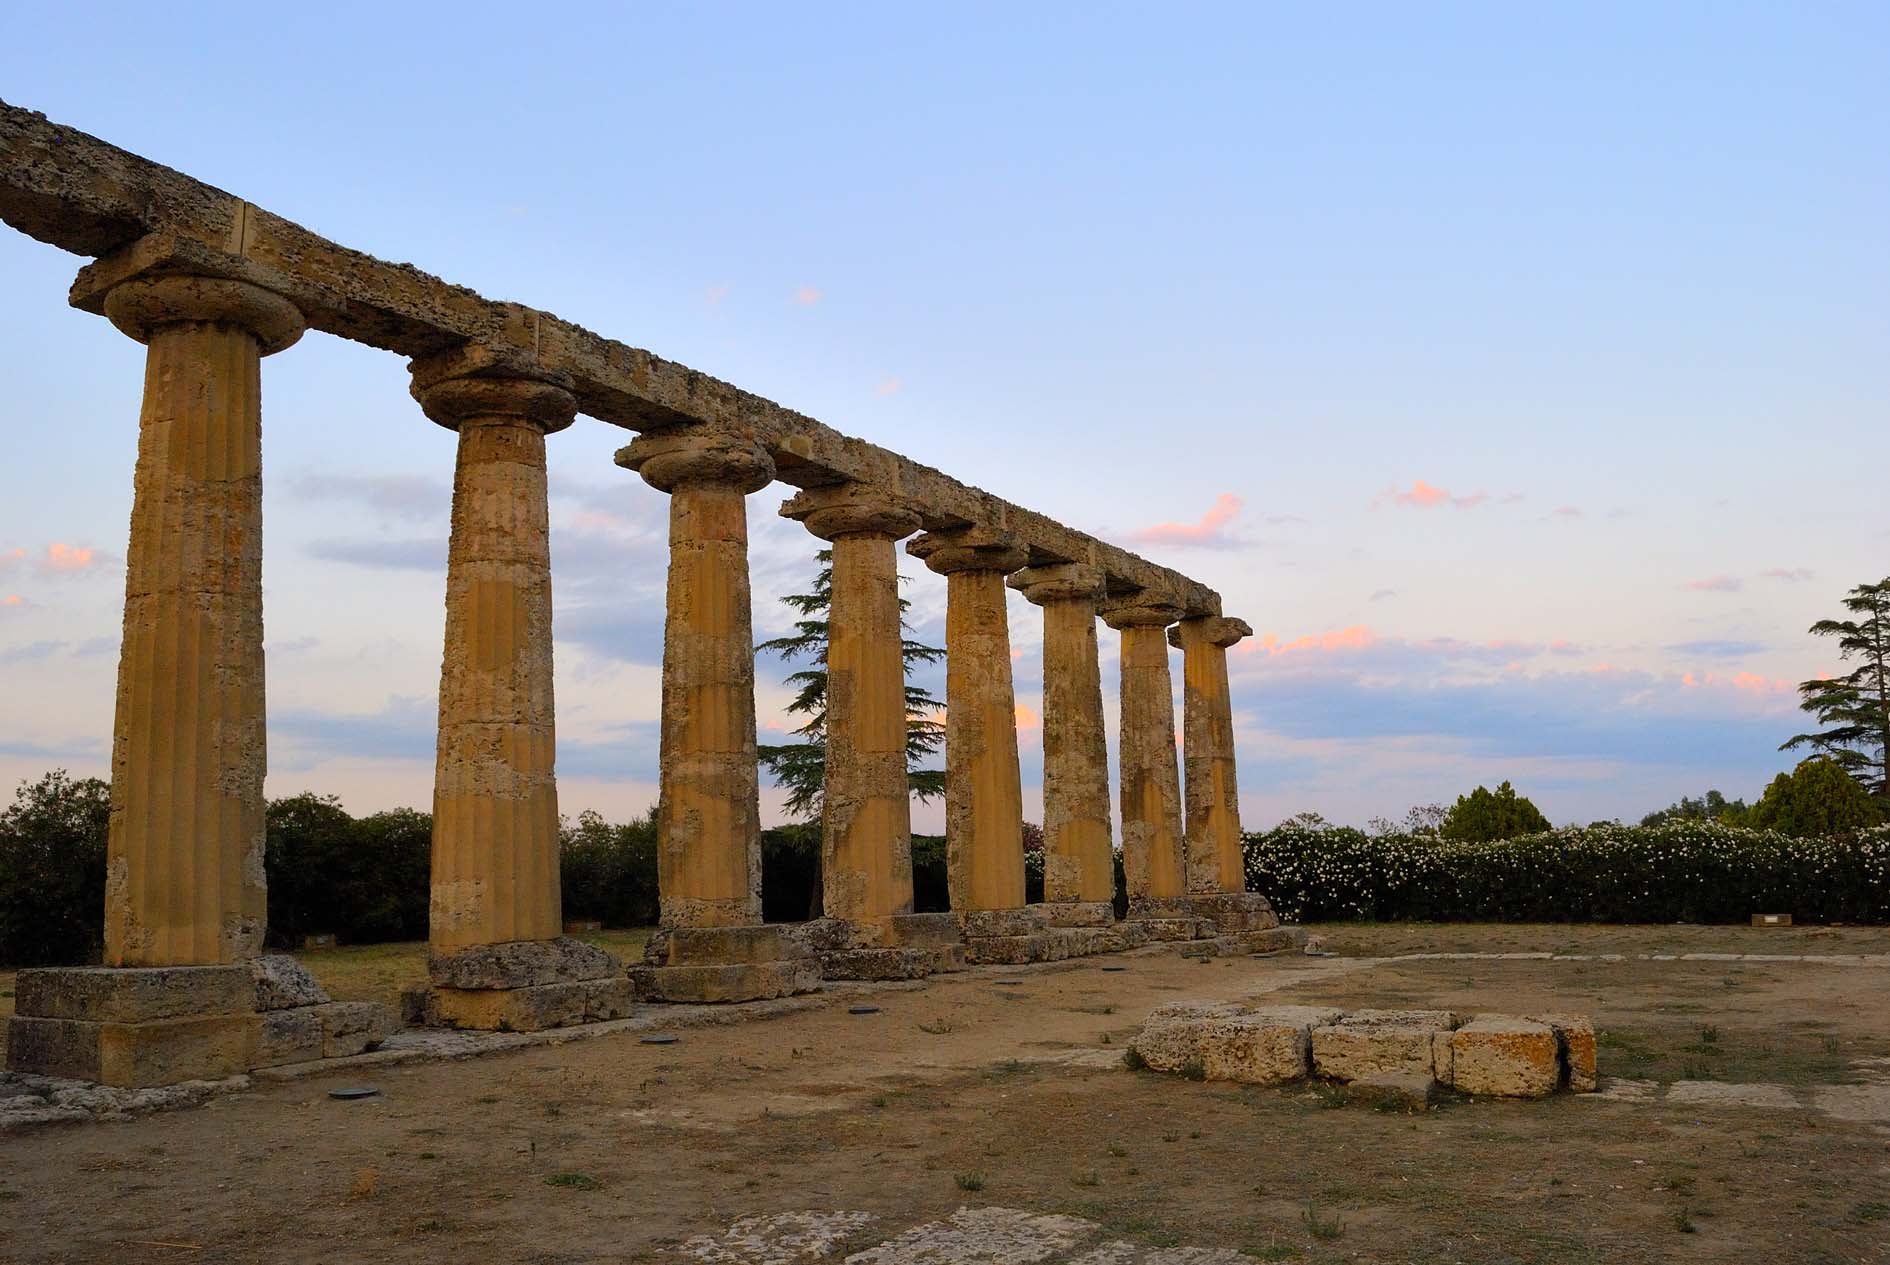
left=2, top=924, right=1886, bottom=1263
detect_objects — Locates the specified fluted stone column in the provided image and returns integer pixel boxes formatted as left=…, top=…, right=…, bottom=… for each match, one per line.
left=1010, top=563, right=1114, bottom=919
left=95, top=276, right=304, bottom=969
left=1101, top=596, right=1188, bottom=917
left=909, top=528, right=1030, bottom=919
left=617, top=430, right=819, bottom=1002
left=406, top=349, right=623, bottom=1032
left=7, top=270, right=309, bottom=1087
left=1171, top=616, right=1253, bottom=894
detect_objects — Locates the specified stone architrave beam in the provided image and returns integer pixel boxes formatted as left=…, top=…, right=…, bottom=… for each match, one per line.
left=0, top=100, right=1223, bottom=616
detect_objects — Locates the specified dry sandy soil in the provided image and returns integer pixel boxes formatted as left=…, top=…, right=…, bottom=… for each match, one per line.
left=2, top=923, right=1886, bottom=1264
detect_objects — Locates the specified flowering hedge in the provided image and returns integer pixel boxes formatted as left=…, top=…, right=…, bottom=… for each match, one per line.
left=1242, top=822, right=1890, bottom=925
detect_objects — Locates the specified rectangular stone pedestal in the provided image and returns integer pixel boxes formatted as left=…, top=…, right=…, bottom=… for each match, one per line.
left=5, top=960, right=397, bottom=1087
left=1181, top=891, right=1281, bottom=934
left=631, top=925, right=823, bottom=1003
left=405, top=935, right=628, bottom=1032
left=1036, top=900, right=1116, bottom=928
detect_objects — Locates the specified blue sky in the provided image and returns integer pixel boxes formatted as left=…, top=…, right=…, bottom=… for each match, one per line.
left=2, top=3, right=1885, bottom=828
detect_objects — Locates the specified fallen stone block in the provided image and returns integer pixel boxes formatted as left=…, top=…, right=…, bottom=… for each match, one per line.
left=1129, top=1002, right=1239, bottom=1073
left=251, top=1008, right=324, bottom=1068
left=1312, top=1009, right=1457, bottom=1082
left=1198, top=1006, right=1342, bottom=1085
left=1534, top=1013, right=1597, bottom=1092
left=1445, top=1016, right=1560, bottom=1098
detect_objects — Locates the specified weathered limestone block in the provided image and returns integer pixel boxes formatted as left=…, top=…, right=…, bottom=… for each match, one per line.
left=816, top=945, right=965, bottom=981
left=1535, top=1014, right=1598, bottom=1092
left=1037, top=901, right=1115, bottom=928
left=1183, top=891, right=1279, bottom=934
left=100, top=1015, right=253, bottom=1088
left=430, top=936, right=619, bottom=989
left=890, top=911, right=964, bottom=947
left=249, top=955, right=330, bottom=1011
left=425, top=978, right=630, bottom=1032
left=1132, top=918, right=1205, bottom=942
left=315, top=1001, right=396, bottom=1058
left=6, top=1017, right=105, bottom=1082
left=1169, top=616, right=1252, bottom=896
left=251, top=1008, right=324, bottom=1067
left=1345, top=1070, right=1442, bottom=1111
left=13, top=965, right=252, bottom=1023
left=959, top=907, right=1048, bottom=939
left=963, top=934, right=1062, bottom=966
left=1199, top=1006, right=1343, bottom=1085
left=1444, top=1017, right=1560, bottom=1098
left=1129, top=1002, right=1239, bottom=1073
left=1311, top=1010, right=1457, bottom=1082
left=909, top=527, right=1030, bottom=913
left=413, top=349, right=577, bottom=953
left=627, top=960, right=821, bottom=1004
left=645, top=925, right=804, bottom=967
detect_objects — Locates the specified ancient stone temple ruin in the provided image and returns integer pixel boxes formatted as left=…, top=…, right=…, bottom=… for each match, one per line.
left=0, top=101, right=1289, bottom=1088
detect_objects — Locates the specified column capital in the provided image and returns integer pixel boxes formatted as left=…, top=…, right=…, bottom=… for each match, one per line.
left=616, top=428, right=773, bottom=494
left=1008, top=562, right=1105, bottom=606
left=907, top=525, right=1028, bottom=576
left=100, top=273, right=306, bottom=356
left=1169, top=615, right=1253, bottom=650
left=1099, top=594, right=1183, bottom=630
left=409, top=345, right=577, bottom=434
left=780, top=482, right=922, bottom=541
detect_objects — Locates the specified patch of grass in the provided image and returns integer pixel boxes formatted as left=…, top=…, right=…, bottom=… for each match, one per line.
left=1300, top=1203, right=1345, bottom=1241
left=1660, top=1175, right=1696, bottom=1195
left=1071, top=1170, right=1101, bottom=1187
left=1106, top=1141, right=1128, bottom=1158
left=1852, top=1201, right=1890, bottom=1223
left=417, top=1152, right=439, bottom=1161
left=1122, top=1048, right=1148, bottom=1072
left=954, top=1172, right=985, bottom=1192
left=1673, top=1207, right=1698, bottom=1234
left=869, top=1094, right=888, bottom=1109
left=416, top=1219, right=453, bottom=1233
left=1179, top=1059, right=1207, bottom=1082
left=545, top=1172, right=601, bottom=1191
left=0, top=1191, right=19, bottom=1203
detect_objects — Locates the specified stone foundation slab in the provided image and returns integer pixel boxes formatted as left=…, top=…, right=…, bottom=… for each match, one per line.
left=1310, top=1010, right=1459, bottom=1083
left=956, top=908, right=1049, bottom=939
left=1126, top=917, right=1204, bottom=943
left=6, top=1012, right=253, bottom=1087
left=1444, top=1017, right=1560, bottom=1098
left=13, top=965, right=252, bottom=1024
left=1534, top=1014, right=1597, bottom=1092
left=815, top=945, right=965, bottom=981
left=891, top=911, right=965, bottom=947
left=429, top=936, right=619, bottom=990
left=646, top=924, right=813, bottom=966
left=627, top=959, right=821, bottom=1004
left=1035, top=901, right=1116, bottom=928
left=415, top=978, right=635, bottom=1032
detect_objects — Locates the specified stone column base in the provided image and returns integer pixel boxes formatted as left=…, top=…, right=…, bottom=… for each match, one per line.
left=1124, top=916, right=1213, bottom=942
left=790, top=915, right=967, bottom=980
left=407, top=936, right=625, bottom=1033
left=1179, top=926, right=1309, bottom=957
left=6, top=958, right=394, bottom=1088
left=631, top=925, right=823, bottom=1003
left=1036, top=900, right=1116, bottom=928
left=1180, top=891, right=1281, bottom=934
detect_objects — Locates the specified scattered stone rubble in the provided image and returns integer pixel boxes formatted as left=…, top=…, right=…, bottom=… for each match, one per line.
left=1130, top=1002, right=1596, bottom=1104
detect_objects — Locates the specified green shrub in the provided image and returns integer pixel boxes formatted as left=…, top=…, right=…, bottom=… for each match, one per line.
left=1440, top=782, right=1551, bottom=842
left=560, top=809, right=661, bottom=929
left=0, top=770, right=109, bottom=966
left=1748, top=757, right=1883, bottom=837
left=266, top=793, right=430, bottom=947
left=1244, top=821, right=1890, bottom=925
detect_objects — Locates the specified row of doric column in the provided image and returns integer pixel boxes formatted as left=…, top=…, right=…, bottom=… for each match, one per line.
left=23, top=266, right=1260, bottom=1078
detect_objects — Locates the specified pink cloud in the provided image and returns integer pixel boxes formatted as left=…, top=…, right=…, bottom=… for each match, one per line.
left=40, top=543, right=105, bottom=575
left=1762, top=567, right=1814, bottom=582
left=705, top=284, right=730, bottom=306
left=1014, top=704, right=1040, bottom=730
left=1245, top=625, right=1377, bottom=657
left=1127, top=493, right=1244, bottom=549
left=792, top=285, right=824, bottom=306
left=1551, top=505, right=1582, bottom=518
left=1, top=593, right=24, bottom=611
left=1374, top=480, right=1491, bottom=510
left=873, top=376, right=903, bottom=398
left=1682, top=575, right=1742, bottom=593
left=0, top=547, right=23, bottom=576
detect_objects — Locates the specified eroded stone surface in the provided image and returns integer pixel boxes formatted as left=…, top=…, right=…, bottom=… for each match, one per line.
left=250, top=955, right=330, bottom=1010
left=1311, top=1010, right=1457, bottom=1082
left=430, top=936, right=619, bottom=990
left=14, top=965, right=252, bottom=1023
left=1345, top=1070, right=1441, bottom=1111
left=846, top=1206, right=1093, bottom=1264
left=679, top=1210, right=881, bottom=1263
left=1535, top=1013, right=1597, bottom=1092
left=1444, top=1017, right=1559, bottom=1098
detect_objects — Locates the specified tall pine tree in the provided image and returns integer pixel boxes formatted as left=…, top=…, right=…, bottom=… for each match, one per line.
left=756, top=550, right=946, bottom=820
left=1782, top=577, right=1890, bottom=800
